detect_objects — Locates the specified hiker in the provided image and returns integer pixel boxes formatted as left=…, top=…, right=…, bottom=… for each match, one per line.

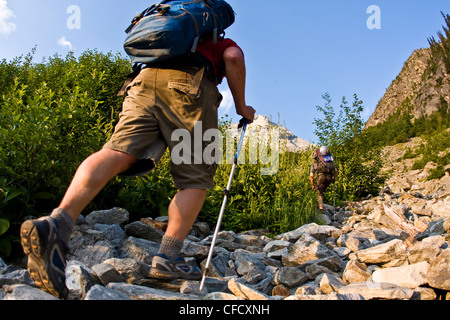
left=20, top=25, right=255, bottom=299
left=310, top=146, right=338, bottom=211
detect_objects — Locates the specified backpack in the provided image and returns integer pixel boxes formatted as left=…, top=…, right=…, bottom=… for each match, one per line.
left=123, top=0, right=235, bottom=66
left=312, top=149, right=336, bottom=174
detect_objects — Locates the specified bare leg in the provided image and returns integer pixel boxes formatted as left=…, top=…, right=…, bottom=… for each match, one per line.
left=165, top=189, right=207, bottom=242
left=59, top=148, right=138, bottom=222
left=318, top=194, right=324, bottom=210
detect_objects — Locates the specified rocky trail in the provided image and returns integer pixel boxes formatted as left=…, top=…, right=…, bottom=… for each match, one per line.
left=1, top=139, right=449, bottom=301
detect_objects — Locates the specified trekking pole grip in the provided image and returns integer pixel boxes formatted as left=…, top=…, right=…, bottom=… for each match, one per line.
left=238, top=117, right=250, bottom=130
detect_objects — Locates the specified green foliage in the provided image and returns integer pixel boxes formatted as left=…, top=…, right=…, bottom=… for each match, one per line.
left=314, top=93, right=385, bottom=202
left=428, top=12, right=450, bottom=75
left=0, top=49, right=131, bottom=258
left=364, top=98, right=449, bottom=180
left=0, top=179, right=24, bottom=257
left=408, top=128, right=450, bottom=180
left=200, top=147, right=319, bottom=235
left=0, top=49, right=130, bottom=211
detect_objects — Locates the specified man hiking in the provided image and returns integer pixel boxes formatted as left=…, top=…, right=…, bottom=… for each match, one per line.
left=310, top=146, right=338, bottom=211
left=20, top=13, right=255, bottom=298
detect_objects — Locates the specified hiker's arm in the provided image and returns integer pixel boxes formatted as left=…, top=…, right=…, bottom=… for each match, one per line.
left=224, top=47, right=255, bottom=123
left=310, top=173, right=315, bottom=190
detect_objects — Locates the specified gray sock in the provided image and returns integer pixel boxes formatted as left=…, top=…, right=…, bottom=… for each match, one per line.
left=50, top=208, right=75, bottom=246
left=158, top=235, right=184, bottom=260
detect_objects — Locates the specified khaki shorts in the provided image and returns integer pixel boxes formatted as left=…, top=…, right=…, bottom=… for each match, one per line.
left=103, top=66, right=223, bottom=190
left=317, top=173, right=334, bottom=195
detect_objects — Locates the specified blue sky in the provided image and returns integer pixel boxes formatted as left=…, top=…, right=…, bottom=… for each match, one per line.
left=1, top=0, right=449, bottom=143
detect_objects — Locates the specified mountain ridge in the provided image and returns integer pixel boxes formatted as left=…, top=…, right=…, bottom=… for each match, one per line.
left=230, top=115, right=312, bottom=153
left=365, top=46, right=450, bottom=129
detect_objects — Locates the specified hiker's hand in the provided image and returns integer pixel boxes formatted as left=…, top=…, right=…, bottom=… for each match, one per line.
left=237, top=106, right=255, bottom=124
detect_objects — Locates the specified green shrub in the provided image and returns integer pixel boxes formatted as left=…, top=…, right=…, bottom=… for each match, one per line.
left=313, top=93, right=385, bottom=203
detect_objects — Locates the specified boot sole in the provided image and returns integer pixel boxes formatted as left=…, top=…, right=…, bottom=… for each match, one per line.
left=21, top=220, right=68, bottom=299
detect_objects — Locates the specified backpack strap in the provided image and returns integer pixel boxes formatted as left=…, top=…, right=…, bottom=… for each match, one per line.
left=125, top=1, right=170, bottom=33
left=180, top=8, right=201, bottom=53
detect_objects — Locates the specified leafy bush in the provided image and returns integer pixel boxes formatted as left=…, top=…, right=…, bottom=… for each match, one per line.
left=314, top=93, right=385, bottom=203
left=0, top=179, right=24, bottom=257
left=0, top=50, right=131, bottom=258
left=0, top=49, right=130, bottom=211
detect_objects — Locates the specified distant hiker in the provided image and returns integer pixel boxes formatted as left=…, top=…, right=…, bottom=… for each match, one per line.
left=20, top=0, right=255, bottom=299
left=310, top=146, right=338, bottom=211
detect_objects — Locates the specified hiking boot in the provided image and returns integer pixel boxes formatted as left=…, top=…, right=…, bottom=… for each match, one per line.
left=20, top=216, right=69, bottom=299
left=148, top=254, right=202, bottom=281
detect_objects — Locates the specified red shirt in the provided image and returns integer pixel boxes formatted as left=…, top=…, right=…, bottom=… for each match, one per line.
left=196, top=37, right=243, bottom=84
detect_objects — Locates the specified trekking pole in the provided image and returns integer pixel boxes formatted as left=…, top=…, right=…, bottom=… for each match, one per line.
left=333, top=182, right=336, bottom=220
left=199, top=118, right=249, bottom=292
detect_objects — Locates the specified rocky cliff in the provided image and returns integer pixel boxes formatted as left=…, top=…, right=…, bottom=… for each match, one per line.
left=365, top=47, right=450, bottom=129
left=229, top=115, right=312, bottom=153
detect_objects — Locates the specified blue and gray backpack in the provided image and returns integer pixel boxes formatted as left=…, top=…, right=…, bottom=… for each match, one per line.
left=124, top=0, right=235, bottom=65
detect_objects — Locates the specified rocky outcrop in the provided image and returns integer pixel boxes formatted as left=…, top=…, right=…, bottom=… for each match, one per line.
left=365, top=47, right=450, bottom=129
left=229, top=115, right=312, bottom=152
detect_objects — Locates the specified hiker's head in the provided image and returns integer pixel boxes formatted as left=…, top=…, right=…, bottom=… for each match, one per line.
left=320, top=146, right=328, bottom=155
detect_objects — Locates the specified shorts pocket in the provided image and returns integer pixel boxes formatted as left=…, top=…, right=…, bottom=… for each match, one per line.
left=167, top=67, right=204, bottom=100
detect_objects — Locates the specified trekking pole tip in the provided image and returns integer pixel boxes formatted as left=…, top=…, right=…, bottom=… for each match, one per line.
left=199, top=275, right=208, bottom=295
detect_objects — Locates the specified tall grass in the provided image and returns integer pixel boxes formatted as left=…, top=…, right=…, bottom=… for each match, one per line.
left=199, top=124, right=320, bottom=234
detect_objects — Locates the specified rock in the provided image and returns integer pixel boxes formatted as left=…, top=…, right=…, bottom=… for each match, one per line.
left=277, top=223, right=339, bottom=242
left=204, top=292, right=245, bottom=300
left=338, top=281, right=414, bottom=300
left=407, top=235, right=444, bottom=263
left=411, top=287, right=437, bottom=300
left=118, top=236, right=160, bottom=264
left=68, top=226, right=119, bottom=267
left=103, top=258, right=149, bottom=283
left=65, top=260, right=99, bottom=299
left=350, top=239, right=407, bottom=266
left=305, top=264, right=338, bottom=280
left=263, top=240, right=291, bottom=253
left=372, top=261, right=429, bottom=289
left=107, top=282, right=199, bottom=300
left=124, top=221, right=164, bottom=242
left=227, top=278, right=270, bottom=300
left=92, top=223, right=127, bottom=248
left=285, top=292, right=364, bottom=300
left=179, top=281, right=208, bottom=295
left=230, top=249, right=266, bottom=284
left=271, top=284, right=290, bottom=297
left=85, top=208, right=129, bottom=226
left=84, top=284, right=132, bottom=300
left=3, top=284, right=60, bottom=300
left=282, top=234, right=335, bottom=267
left=182, top=241, right=210, bottom=260
left=0, top=267, right=34, bottom=287
left=273, top=267, right=308, bottom=288
left=295, top=282, right=321, bottom=295
left=92, top=263, right=126, bottom=286
left=342, top=260, right=371, bottom=284
left=427, top=248, right=450, bottom=290
left=319, top=273, right=346, bottom=294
